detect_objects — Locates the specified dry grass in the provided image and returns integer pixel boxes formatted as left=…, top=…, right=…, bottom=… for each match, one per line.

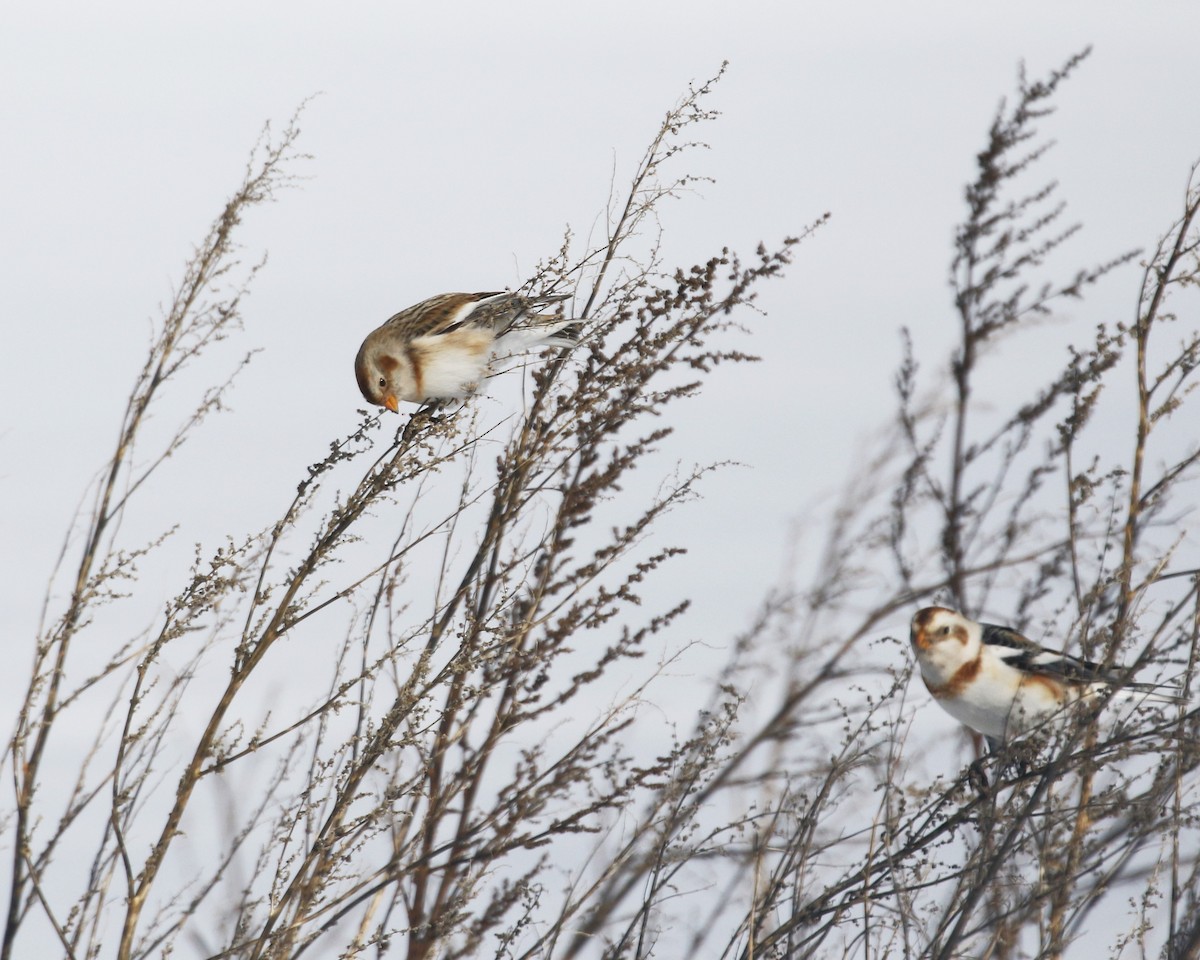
left=6, top=54, right=1200, bottom=960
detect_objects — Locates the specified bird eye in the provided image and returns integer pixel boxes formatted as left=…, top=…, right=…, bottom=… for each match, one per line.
left=378, top=377, right=386, bottom=390
left=940, top=626, right=950, bottom=636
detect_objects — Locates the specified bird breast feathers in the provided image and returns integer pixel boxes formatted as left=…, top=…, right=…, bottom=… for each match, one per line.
left=405, top=330, right=496, bottom=400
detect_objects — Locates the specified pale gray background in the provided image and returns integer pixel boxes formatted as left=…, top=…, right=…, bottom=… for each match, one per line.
left=4, top=0, right=1200, bottom=868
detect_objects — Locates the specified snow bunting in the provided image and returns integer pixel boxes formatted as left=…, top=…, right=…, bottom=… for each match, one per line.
left=910, top=606, right=1178, bottom=744
left=355, top=291, right=577, bottom=411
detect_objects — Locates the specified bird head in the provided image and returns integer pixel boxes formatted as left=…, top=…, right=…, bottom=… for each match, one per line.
left=354, top=336, right=406, bottom=413
left=910, top=606, right=982, bottom=677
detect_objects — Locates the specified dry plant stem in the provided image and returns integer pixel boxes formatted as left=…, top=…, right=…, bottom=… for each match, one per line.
left=12, top=55, right=1200, bottom=960
left=1120, top=169, right=1200, bottom=621
left=233, top=66, right=802, bottom=959
left=1044, top=732, right=1095, bottom=959
left=5, top=111, right=306, bottom=960
left=941, top=48, right=1133, bottom=613
left=118, top=411, right=450, bottom=960
left=724, top=55, right=1200, bottom=960
left=1169, top=588, right=1200, bottom=956
left=579, top=64, right=724, bottom=320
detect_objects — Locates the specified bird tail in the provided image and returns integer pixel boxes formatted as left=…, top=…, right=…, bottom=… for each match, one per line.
left=496, top=293, right=580, bottom=352
left=1108, top=680, right=1188, bottom=706
left=492, top=322, right=577, bottom=356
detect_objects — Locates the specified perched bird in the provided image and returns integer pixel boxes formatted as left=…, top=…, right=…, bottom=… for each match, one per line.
left=910, top=606, right=1178, bottom=745
left=355, top=291, right=577, bottom=411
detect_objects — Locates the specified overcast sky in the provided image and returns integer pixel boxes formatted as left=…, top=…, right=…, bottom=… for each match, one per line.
left=5, top=0, right=1200, bottom=753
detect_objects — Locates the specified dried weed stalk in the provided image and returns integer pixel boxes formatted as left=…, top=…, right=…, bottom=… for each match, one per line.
left=7, top=54, right=1200, bottom=960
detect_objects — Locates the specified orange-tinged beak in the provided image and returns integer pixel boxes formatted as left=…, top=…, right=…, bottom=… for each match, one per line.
left=384, top=394, right=400, bottom=414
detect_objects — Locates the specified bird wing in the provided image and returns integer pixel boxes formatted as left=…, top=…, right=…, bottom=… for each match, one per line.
left=982, top=622, right=1185, bottom=701
left=455, top=292, right=571, bottom=335
left=380, top=292, right=506, bottom=341
left=380, top=292, right=571, bottom=341
left=980, top=623, right=1115, bottom=685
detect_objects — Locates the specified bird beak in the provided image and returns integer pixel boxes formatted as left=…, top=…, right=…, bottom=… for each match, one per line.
left=384, top=395, right=400, bottom=414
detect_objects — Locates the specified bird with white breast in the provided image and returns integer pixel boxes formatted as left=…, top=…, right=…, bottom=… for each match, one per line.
left=355, top=291, right=577, bottom=412
left=909, top=606, right=1180, bottom=746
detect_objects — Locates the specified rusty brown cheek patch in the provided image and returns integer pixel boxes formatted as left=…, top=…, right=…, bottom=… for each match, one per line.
left=378, top=354, right=399, bottom=373
left=925, top=654, right=982, bottom=699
